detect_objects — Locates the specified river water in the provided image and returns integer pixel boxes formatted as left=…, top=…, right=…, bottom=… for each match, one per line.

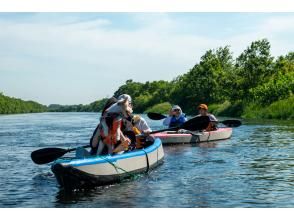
left=0, top=112, right=293, bottom=207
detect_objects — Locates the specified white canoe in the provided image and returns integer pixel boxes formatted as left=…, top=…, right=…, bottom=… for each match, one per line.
left=152, top=128, right=232, bottom=145
left=51, top=138, right=164, bottom=190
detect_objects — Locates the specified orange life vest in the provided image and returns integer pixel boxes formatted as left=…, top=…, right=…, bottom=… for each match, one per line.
left=100, top=113, right=123, bottom=147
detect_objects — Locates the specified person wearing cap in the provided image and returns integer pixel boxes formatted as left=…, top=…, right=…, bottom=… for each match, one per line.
left=197, top=104, right=218, bottom=131
left=106, top=94, right=133, bottom=116
left=163, top=105, right=187, bottom=128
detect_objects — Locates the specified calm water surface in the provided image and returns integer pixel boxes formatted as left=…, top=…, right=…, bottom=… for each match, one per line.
left=0, top=112, right=293, bottom=207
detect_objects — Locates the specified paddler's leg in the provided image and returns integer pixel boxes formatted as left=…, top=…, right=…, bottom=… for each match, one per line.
left=96, top=140, right=106, bottom=155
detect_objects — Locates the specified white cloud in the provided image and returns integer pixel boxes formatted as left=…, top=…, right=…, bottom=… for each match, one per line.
left=0, top=13, right=293, bottom=104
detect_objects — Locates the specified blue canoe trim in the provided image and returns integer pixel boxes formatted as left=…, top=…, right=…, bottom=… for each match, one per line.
left=55, top=138, right=162, bottom=167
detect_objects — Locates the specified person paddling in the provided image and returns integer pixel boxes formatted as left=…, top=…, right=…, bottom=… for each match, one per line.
left=89, top=97, right=117, bottom=155
left=196, top=104, right=218, bottom=131
left=90, top=94, right=133, bottom=155
left=163, top=105, right=187, bottom=128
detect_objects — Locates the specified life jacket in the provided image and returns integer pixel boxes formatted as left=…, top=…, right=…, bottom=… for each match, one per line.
left=90, top=97, right=118, bottom=149
left=100, top=112, right=123, bottom=147
left=169, top=115, right=186, bottom=128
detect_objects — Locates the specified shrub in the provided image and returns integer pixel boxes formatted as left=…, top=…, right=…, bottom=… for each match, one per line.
left=144, top=102, right=172, bottom=114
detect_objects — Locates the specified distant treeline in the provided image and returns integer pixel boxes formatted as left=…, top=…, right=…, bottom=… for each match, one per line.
left=47, top=99, right=109, bottom=112
left=0, top=93, right=47, bottom=114
left=1, top=39, right=293, bottom=119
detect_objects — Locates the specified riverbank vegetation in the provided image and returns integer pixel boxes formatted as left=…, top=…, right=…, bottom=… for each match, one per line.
left=112, top=39, right=294, bottom=120
left=1, top=39, right=293, bottom=119
left=0, top=93, right=47, bottom=114
left=47, top=99, right=108, bottom=112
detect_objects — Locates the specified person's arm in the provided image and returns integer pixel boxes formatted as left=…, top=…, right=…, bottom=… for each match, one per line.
left=208, top=114, right=218, bottom=130
left=140, top=118, right=152, bottom=134
left=209, top=114, right=218, bottom=122
left=182, top=114, right=188, bottom=122
left=163, top=116, right=171, bottom=126
left=119, top=130, right=131, bottom=146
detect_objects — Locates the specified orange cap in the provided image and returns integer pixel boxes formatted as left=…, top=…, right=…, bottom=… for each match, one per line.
left=198, top=104, right=208, bottom=110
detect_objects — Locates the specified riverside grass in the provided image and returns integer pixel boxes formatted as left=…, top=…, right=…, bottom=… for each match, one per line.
left=209, top=96, right=294, bottom=120
left=144, top=97, right=294, bottom=120
left=242, top=96, right=294, bottom=120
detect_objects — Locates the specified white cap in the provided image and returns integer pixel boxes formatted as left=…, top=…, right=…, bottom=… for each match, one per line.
left=118, top=94, right=132, bottom=103
left=172, top=105, right=181, bottom=111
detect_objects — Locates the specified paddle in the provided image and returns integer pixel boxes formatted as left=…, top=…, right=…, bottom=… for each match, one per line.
left=147, top=112, right=242, bottom=128
left=31, top=145, right=90, bottom=165
left=149, top=116, right=210, bottom=134
left=147, top=112, right=167, bottom=120
left=218, top=119, right=242, bottom=127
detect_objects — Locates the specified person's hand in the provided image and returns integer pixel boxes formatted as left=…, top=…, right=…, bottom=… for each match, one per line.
left=142, top=130, right=150, bottom=136
left=121, top=138, right=131, bottom=148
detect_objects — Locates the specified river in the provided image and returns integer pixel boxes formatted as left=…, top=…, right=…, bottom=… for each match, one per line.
left=0, top=112, right=293, bottom=207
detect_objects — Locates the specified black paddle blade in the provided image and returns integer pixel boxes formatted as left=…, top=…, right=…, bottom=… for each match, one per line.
left=181, top=116, right=210, bottom=131
left=31, top=148, right=68, bottom=165
left=221, top=119, right=242, bottom=127
left=147, top=112, right=167, bottom=120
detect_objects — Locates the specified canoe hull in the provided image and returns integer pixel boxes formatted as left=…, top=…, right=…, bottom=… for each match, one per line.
left=152, top=128, right=232, bottom=145
left=51, top=138, right=164, bottom=190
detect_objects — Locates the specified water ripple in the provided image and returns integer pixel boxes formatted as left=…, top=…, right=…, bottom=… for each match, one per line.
left=0, top=112, right=293, bottom=207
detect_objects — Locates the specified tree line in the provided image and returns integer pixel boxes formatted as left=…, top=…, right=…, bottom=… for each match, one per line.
left=47, top=99, right=109, bottom=112
left=0, top=93, right=47, bottom=114
left=1, top=39, right=293, bottom=119
left=113, top=39, right=294, bottom=119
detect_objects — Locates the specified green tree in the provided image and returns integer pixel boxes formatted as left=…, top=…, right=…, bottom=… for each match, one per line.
left=171, top=46, right=234, bottom=114
left=234, top=39, right=274, bottom=100
left=0, top=93, right=47, bottom=114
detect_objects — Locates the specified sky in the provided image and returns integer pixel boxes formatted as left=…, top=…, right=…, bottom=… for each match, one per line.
left=0, top=12, right=293, bottom=105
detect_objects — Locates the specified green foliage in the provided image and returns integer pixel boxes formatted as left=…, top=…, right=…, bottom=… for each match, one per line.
left=209, top=101, right=244, bottom=117
left=47, top=98, right=109, bottom=112
left=144, top=102, right=172, bottom=114
left=170, top=46, right=234, bottom=114
left=242, top=96, right=294, bottom=120
left=113, top=79, right=173, bottom=113
left=2, top=39, right=293, bottom=120
left=0, top=93, right=47, bottom=114
left=234, top=39, right=274, bottom=101
left=249, top=71, right=294, bottom=105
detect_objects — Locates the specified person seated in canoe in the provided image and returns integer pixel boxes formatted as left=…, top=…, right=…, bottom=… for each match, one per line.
left=196, top=104, right=218, bottom=131
left=163, top=105, right=187, bottom=128
left=89, top=97, right=118, bottom=155
left=122, top=114, right=154, bottom=150
left=90, top=94, right=133, bottom=155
